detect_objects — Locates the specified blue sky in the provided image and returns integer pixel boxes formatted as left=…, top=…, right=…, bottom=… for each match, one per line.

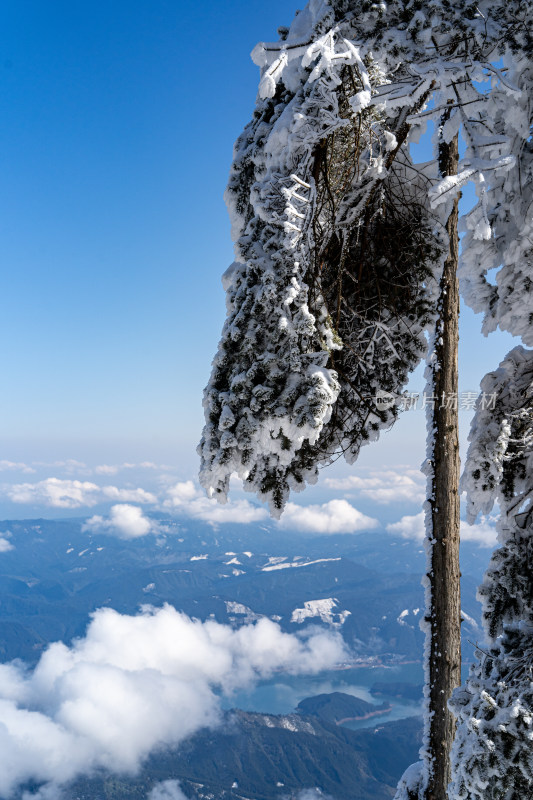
left=0, top=0, right=294, bottom=464
left=0, top=0, right=519, bottom=515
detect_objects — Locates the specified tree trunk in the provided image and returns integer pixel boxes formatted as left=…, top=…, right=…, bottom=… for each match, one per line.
left=423, top=132, right=461, bottom=800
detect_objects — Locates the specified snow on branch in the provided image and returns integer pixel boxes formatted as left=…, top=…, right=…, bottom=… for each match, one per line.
left=451, top=345, right=533, bottom=799
left=200, top=0, right=531, bottom=518
left=462, top=346, right=533, bottom=634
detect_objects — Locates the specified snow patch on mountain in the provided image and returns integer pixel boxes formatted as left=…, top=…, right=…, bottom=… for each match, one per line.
left=225, top=602, right=261, bottom=623
left=397, top=609, right=422, bottom=627
left=262, top=558, right=341, bottom=572
left=254, top=713, right=317, bottom=735
left=291, top=598, right=351, bottom=627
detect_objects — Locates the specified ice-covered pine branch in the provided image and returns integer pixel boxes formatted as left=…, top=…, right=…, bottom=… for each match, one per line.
left=451, top=622, right=533, bottom=800
left=199, top=0, right=514, bottom=517
left=459, top=17, right=533, bottom=346
left=461, top=346, right=533, bottom=639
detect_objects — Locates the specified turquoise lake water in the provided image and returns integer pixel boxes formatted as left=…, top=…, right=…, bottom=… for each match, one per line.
left=223, top=662, right=425, bottom=730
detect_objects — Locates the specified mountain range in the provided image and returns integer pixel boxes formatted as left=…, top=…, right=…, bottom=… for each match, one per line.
left=0, top=513, right=493, bottom=799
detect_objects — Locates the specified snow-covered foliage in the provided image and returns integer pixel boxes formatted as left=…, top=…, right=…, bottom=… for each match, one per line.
left=199, top=0, right=512, bottom=516
left=393, top=760, right=424, bottom=800
left=458, top=2, right=533, bottom=346
left=199, top=0, right=533, bottom=796
left=450, top=347, right=533, bottom=799
left=444, top=8, right=533, bottom=794
left=462, top=346, right=533, bottom=637
left=450, top=623, right=533, bottom=800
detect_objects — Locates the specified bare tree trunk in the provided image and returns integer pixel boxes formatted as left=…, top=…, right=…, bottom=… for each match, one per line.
left=424, top=132, right=461, bottom=800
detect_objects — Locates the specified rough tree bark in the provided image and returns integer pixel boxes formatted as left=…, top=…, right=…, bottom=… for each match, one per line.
left=424, top=131, right=461, bottom=800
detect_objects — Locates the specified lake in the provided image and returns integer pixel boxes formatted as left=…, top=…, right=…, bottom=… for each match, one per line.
left=223, top=662, right=425, bottom=729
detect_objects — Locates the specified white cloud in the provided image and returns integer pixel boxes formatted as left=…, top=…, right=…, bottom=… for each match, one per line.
left=6, top=476, right=262, bottom=525
left=0, top=536, right=14, bottom=553
left=94, top=465, right=120, bottom=476
left=166, top=484, right=377, bottom=533
left=7, top=479, right=102, bottom=509
left=164, top=482, right=268, bottom=525
left=191, top=499, right=268, bottom=525
left=279, top=499, right=379, bottom=534
left=166, top=481, right=197, bottom=504
left=0, top=461, right=35, bottom=474
left=0, top=605, right=345, bottom=798
left=95, top=462, right=165, bottom=476
left=102, top=486, right=157, bottom=504
left=148, top=781, right=188, bottom=800
left=83, top=505, right=158, bottom=539
left=6, top=479, right=156, bottom=509
left=460, top=518, right=497, bottom=548
left=386, top=512, right=497, bottom=548
left=386, top=512, right=425, bottom=541
left=325, top=468, right=425, bottom=504
left=32, top=460, right=87, bottom=473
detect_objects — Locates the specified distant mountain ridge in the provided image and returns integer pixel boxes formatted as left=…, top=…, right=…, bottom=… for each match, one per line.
left=0, top=515, right=490, bottom=799
left=0, top=515, right=486, bottom=664
left=297, top=691, right=391, bottom=725
left=64, top=706, right=423, bottom=800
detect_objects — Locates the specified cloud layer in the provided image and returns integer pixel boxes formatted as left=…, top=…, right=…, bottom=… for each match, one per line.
left=2, top=472, right=380, bottom=538
left=0, top=605, right=345, bottom=798
left=280, top=499, right=378, bottom=534
left=386, top=512, right=497, bottom=547
left=6, top=479, right=156, bottom=509
left=1, top=461, right=169, bottom=478
left=0, top=463, right=500, bottom=548
left=0, top=461, right=35, bottom=474
left=83, top=505, right=159, bottom=539
left=148, top=781, right=188, bottom=800
left=164, top=481, right=269, bottom=525
left=325, top=468, right=425, bottom=504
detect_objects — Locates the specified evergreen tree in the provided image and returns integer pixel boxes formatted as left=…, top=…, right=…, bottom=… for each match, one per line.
left=447, top=8, right=533, bottom=794
left=198, top=2, right=529, bottom=797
